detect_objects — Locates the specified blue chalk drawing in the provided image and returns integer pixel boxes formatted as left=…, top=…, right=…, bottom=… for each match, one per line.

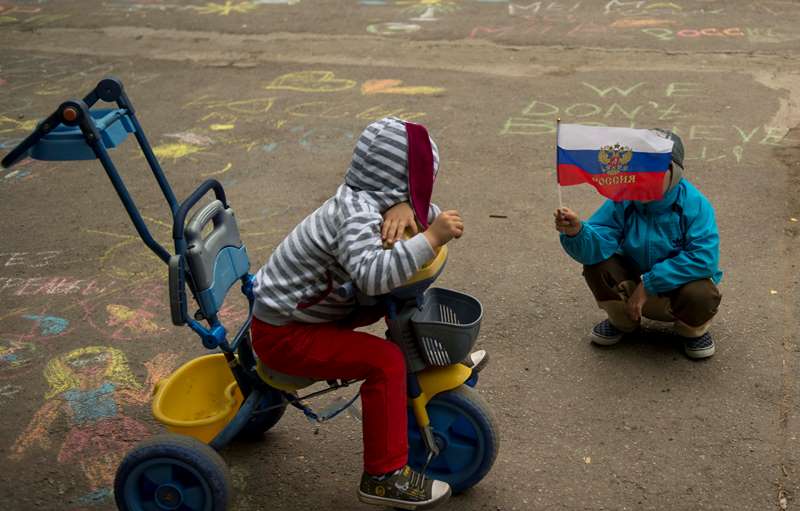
left=22, top=314, right=69, bottom=336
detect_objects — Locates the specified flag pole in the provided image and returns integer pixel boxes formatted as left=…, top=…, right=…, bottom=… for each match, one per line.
left=556, top=117, right=563, bottom=209
left=555, top=118, right=564, bottom=243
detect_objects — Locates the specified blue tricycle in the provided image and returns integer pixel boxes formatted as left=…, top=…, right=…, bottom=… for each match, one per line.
left=2, top=77, right=499, bottom=511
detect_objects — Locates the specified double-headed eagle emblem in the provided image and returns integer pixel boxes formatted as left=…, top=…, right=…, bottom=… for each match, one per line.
left=598, top=143, right=633, bottom=175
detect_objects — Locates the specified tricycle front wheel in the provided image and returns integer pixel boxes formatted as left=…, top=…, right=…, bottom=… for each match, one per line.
left=407, top=384, right=499, bottom=494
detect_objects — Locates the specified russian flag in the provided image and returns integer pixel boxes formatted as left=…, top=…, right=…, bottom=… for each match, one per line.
left=557, top=124, right=674, bottom=202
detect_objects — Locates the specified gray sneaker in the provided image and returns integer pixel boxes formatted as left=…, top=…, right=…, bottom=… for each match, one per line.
left=358, top=466, right=451, bottom=510
left=683, top=332, right=715, bottom=359
left=590, top=319, right=624, bottom=346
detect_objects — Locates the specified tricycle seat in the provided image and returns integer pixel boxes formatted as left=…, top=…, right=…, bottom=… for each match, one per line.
left=255, top=359, right=317, bottom=392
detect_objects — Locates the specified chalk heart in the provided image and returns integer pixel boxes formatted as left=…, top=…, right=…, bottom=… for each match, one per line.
left=361, top=79, right=445, bottom=96
left=265, top=71, right=356, bottom=93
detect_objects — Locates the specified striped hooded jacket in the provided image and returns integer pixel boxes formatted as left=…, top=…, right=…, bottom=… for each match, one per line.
left=253, top=117, right=441, bottom=326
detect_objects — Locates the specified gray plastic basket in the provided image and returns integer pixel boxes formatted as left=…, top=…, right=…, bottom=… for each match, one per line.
left=411, top=288, right=483, bottom=367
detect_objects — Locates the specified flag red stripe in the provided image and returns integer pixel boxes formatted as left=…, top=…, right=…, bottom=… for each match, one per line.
left=558, top=164, right=665, bottom=202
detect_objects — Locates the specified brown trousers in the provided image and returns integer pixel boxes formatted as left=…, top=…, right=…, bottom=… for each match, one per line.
left=583, top=255, right=722, bottom=337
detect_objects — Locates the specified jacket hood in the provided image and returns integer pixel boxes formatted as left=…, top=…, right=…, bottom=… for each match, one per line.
left=344, top=117, right=439, bottom=225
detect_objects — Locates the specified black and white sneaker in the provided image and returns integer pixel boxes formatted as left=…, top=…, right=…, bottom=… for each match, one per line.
left=358, top=466, right=451, bottom=510
left=683, top=332, right=715, bottom=359
left=590, top=319, right=624, bottom=346
left=464, top=349, right=489, bottom=373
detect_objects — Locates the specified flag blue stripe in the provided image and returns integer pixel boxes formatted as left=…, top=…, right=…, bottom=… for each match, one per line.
left=557, top=147, right=671, bottom=175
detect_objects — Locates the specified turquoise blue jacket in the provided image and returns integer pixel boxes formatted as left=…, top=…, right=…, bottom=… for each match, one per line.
left=560, top=179, right=722, bottom=295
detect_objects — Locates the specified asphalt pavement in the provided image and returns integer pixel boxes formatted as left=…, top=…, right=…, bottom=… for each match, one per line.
left=1, top=1, right=798, bottom=510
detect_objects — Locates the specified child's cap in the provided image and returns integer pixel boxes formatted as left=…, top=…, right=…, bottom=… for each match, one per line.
left=652, top=128, right=684, bottom=169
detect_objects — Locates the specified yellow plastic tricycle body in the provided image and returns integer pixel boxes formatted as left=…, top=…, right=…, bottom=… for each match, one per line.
left=151, top=353, right=244, bottom=443
left=409, top=363, right=472, bottom=428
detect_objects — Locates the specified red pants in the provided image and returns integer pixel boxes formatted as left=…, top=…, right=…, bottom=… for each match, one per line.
left=251, top=317, right=408, bottom=475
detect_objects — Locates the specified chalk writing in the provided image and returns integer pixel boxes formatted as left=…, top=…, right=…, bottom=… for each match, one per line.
left=509, top=1, right=583, bottom=17
left=470, top=20, right=616, bottom=38
left=641, top=26, right=799, bottom=43
left=604, top=0, right=687, bottom=16
left=0, top=277, right=113, bottom=296
left=0, top=250, right=62, bottom=269
left=499, top=80, right=795, bottom=164
left=642, top=27, right=744, bottom=40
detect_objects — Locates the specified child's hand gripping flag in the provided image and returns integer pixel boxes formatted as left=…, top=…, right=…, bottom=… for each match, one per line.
left=557, top=124, right=675, bottom=202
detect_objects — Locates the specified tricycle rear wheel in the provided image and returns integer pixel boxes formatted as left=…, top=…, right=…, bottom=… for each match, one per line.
left=114, top=433, right=231, bottom=511
left=236, top=387, right=287, bottom=440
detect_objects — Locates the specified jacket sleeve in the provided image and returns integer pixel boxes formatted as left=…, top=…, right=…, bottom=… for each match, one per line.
left=559, top=200, right=624, bottom=265
left=428, top=202, right=441, bottom=225
left=334, top=211, right=435, bottom=296
left=642, top=198, right=720, bottom=295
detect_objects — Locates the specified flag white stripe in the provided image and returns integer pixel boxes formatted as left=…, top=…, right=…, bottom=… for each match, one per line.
left=558, top=124, right=674, bottom=153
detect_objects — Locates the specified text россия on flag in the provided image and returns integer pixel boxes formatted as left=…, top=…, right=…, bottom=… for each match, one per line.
left=557, top=124, right=674, bottom=202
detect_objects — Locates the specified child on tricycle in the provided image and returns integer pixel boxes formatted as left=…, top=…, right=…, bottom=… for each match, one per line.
left=251, top=116, right=462, bottom=509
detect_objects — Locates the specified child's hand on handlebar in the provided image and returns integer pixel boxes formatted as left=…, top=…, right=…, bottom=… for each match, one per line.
left=424, top=210, right=464, bottom=249
left=382, top=202, right=419, bottom=244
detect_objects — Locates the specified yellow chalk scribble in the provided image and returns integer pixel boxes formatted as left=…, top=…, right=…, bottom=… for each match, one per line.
left=106, top=304, right=161, bottom=335
left=95, top=234, right=162, bottom=281
left=644, top=2, right=682, bottom=12
left=0, top=115, right=39, bottom=134
left=188, top=1, right=258, bottom=16
left=202, top=162, right=233, bottom=176
left=361, top=79, right=445, bottom=96
left=611, top=18, right=675, bottom=28
left=265, top=71, right=356, bottom=93
left=357, top=105, right=426, bottom=121
left=210, top=124, right=236, bottom=131
left=44, top=346, right=140, bottom=400
left=152, top=142, right=204, bottom=160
